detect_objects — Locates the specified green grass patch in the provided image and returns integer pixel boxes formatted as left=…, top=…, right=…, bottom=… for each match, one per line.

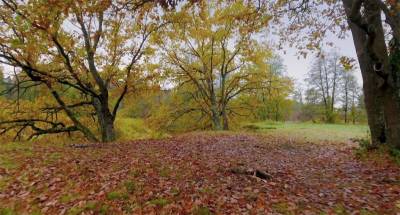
left=0, top=207, right=16, bottom=215
left=44, top=152, right=62, bottom=164
left=123, top=180, right=136, bottom=194
left=248, top=121, right=369, bottom=142
left=271, top=202, right=294, bottom=215
left=198, top=187, right=213, bottom=194
left=192, top=206, right=213, bottom=215
left=59, top=193, right=79, bottom=203
left=0, top=156, right=19, bottom=170
left=129, top=168, right=143, bottom=178
left=0, top=142, right=35, bottom=170
left=106, top=191, right=129, bottom=201
left=148, top=198, right=169, bottom=207
left=389, top=148, right=400, bottom=165
left=0, top=177, right=10, bottom=191
left=159, top=167, right=171, bottom=178
left=115, top=117, right=168, bottom=141
left=170, top=187, right=180, bottom=196
left=67, top=201, right=108, bottom=215
left=0, top=142, right=33, bottom=152
left=356, top=143, right=400, bottom=166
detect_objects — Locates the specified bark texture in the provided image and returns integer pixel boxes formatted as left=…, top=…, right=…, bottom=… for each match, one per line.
left=342, top=0, right=386, bottom=147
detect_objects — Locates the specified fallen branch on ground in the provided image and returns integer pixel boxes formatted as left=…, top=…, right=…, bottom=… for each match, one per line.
left=229, top=167, right=272, bottom=180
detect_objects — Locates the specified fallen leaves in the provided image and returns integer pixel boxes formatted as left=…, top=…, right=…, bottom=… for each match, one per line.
left=0, top=132, right=399, bottom=214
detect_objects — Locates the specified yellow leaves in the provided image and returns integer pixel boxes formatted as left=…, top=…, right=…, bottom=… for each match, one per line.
left=188, top=28, right=211, bottom=40
left=339, top=56, right=357, bottom=71
left=146, top=63, right=161, bottom=73
left=396, top=200, right=400, bottom=209
left=216, top=0, right=246, bottom=19
left=73, top=0, right=111, bottom=14
left=143, top=47, right=156, bottom=56
left=213, top=28, right=228, bottom=41
left=311, top=31, right=321, bottom=40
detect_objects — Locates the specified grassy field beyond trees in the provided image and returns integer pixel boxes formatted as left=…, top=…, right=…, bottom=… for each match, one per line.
left=249, top=121, right=369, bottom=142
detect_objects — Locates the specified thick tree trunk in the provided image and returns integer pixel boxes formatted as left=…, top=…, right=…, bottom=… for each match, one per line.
left=222, top=109, right=229, bottom=130
left=211, top=109, right=222, bottom=130
left=94, top=97, right=116, bottom=142
left=382, top=87, right=400, bottom=148
left=210, top=100, right=222, bottom=130
left=364, top=0, right=400, bottom=149
left=342, top=0, right=386, bottom=147
left=99, top=112, right=116, bottom=142
left=387, top=40, right=400, bottom=149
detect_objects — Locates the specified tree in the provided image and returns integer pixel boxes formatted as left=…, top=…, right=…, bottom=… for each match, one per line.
left=302, top=88, right=322, bottom=122
left=340, top=69, right=359, bottom=123
left=0, top=67, right=4, bottom=94
left=157, top=0, right=270, bottom=130
left=0, top=0, right=164, bottom=142
left=305, top=51, right=344, bottom=123
left=270, top=0, right=400, bottom=148
left=252, top=55, right=293, bottom=121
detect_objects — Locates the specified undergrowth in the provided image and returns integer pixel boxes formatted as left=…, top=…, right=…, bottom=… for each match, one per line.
left=355, top=136, right=400, bottom=165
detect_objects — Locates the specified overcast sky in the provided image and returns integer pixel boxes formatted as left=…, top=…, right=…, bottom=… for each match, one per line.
left=278, top=33, right=363, bottom=87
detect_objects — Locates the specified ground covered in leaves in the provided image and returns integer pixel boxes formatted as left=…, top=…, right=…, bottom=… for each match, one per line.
left=0, top=132, right=399, bottom=214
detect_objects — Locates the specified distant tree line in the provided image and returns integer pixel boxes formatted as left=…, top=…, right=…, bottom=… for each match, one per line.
left=290, top=51, right=366, bottom=124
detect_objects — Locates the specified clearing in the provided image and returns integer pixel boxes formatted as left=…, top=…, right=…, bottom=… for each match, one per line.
left=248, top=122, right=369, bottom=142
left=0, top=128, right=399, bottom=214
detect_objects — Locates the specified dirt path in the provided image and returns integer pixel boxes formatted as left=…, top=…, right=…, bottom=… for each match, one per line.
left=0, top=133, right=399, bottom=214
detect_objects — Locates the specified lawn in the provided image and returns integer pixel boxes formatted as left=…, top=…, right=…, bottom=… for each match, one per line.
left=248, top=121, right=369, bottom=142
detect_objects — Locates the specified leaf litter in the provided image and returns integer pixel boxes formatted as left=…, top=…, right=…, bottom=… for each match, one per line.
left=0, top=132, right=399, bottom=214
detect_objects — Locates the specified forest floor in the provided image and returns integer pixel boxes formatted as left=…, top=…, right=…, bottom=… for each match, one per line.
left=0, top=131, right=399, bottom=214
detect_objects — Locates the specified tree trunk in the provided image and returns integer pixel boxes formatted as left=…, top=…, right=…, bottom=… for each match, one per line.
left=344, top=78, right=349, bottom=124
left=387, top=39, right=400, bottom=149
left=210, top=99, right=222, bottom=130
left=342, top=0, right=386, bottom=147
left=382, top=87, right=400, bottom=148
left=222, top=110, right=229, bottom=130
left=94, top=97, right=116, bottom=142
left=211, top=109, right=222, bottom=130
left=344, top=88, right=348, bottom=124
left=364, top=0, right=400, bottom=149
left=100, top=112, right=116, bottom=142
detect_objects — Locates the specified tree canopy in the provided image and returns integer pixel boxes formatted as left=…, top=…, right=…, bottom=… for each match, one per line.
left=0, top=0, right=163, bottom=142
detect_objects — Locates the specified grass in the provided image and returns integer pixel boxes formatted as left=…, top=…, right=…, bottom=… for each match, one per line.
left=60, top=193, right=79, bottom=203
left=247, top=121, right=369, bottom=142
left=0, top=207, right=16, bottom=215
left=271, top=202, right=294, bottom=215
left=66, top=201, right=108, bottom=215
left=159, top=166, right=171, bottom=178
left=0, top=156, right=19, bottom=170
left=123, top=180, right=136, bottom=194
left=106, top=191, right=129, bottom=201
left=148, top=198, right=169, bottom=207
left=0, top=142, right=34, bottom=170
left=192, top=206, right=213, bottom=215
left=115, top=117, right=168, bottom=140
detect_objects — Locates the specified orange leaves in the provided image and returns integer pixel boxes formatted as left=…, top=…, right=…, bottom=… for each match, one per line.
left=1, top=133, right=400, bottom=213
left=387, top=0, right=397, bottom=6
